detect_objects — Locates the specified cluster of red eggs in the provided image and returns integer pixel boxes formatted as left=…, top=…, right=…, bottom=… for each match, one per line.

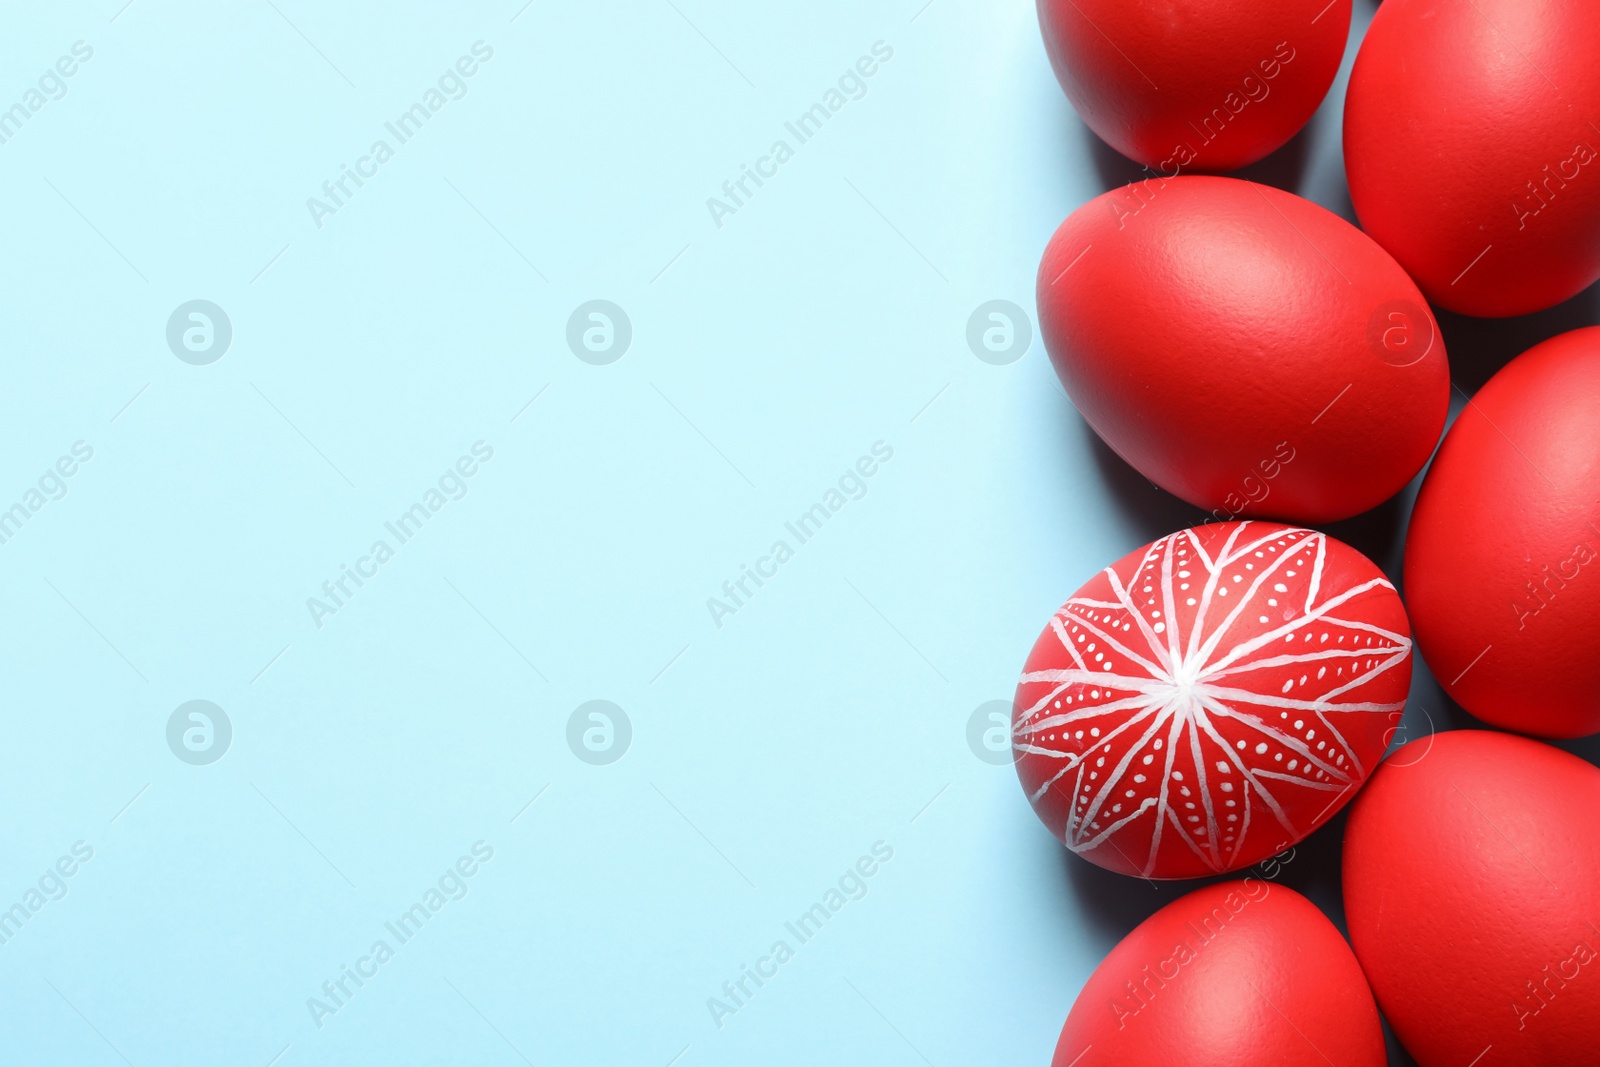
left=1018, top=2, right=1600, bottom=1064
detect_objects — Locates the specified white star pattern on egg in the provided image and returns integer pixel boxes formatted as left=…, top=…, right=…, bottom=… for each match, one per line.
left=1014, top=523, right=1410, bottom=878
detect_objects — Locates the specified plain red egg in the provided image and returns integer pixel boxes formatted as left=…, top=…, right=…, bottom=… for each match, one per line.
left=1345, top=0, right=1600, bottom=316
left=1343, top=730, right=1600, bottom=1066
left=1037, top=0, right=1350, bottom=172
left=1037, top=175, right=1449, bottom=524
left=1013, top=521, right=1410, bottom=879
left=1051, top=880, right=1384, bottom=1066
left=1403, top=327, right=1600, bottom=738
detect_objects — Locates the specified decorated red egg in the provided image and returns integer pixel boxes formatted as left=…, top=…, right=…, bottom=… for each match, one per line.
left=1343, top=730, right=1600, bottom=1066
left=1051, top=880, right=1385, bottom=1066
left=1038, top=175, right=1449, bottom=524
left=1037, top=0, right=1350, bottom=173
left=1404, top=327, right=1600, bottom=738
left=1013, top=521, right=1410, bottom=879
left=1345, top=0, right=1600, bottom=316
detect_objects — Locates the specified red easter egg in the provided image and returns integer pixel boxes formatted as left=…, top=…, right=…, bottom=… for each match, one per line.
left=1037, top=175, right=1449, bottom=524
left=1013, top=521, right=1410, bottom=879
left=1343, top=730, right=1600, bottom=1066
left=1345, top=0, right=1600, bottom=316
left=1051, top=880, right=1385, bottom=1066
left=1404, top=327, right=1600, bottom=738
left=1037, top=0, right=1350, bottom=172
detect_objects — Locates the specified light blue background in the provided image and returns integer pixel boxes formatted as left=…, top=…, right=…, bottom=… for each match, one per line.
left=5, top=2, right=1600, bottom=1065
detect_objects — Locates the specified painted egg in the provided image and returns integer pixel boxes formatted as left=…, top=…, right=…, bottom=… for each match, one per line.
left=1343, top=730, right=1600, bottom=1065
left=1037, top=0, right=1350, bottom=173
left=1037, top=175, right=1449, bottom=524
left=1345, top=0, right=1600, bottom=316
left=1013, top=521, right=1410, bottom=879
left=1051, top=880, right=1385, bottom=1066
left=1404, top=327, right=1600, bottom=738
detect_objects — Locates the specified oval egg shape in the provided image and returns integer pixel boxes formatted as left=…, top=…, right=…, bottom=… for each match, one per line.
left=1403, top=327, right=1600, bottom=738
left=1344, top=0, right=1600, bottom=316
left=1013, top=521, right=1411, bottom=879
left=1037, top=175, right=1449, bottom=524
left=1051, top=880, right=1385, bottom=1066
left=1038, top=0, right=1350, bottom=172
left=1343, top=730, right=1600, bottom=1065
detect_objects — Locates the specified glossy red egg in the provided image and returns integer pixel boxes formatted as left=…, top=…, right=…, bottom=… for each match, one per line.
left=1037, top=0, right=1350, bottom=173
left=1052, top=880, right=1385, bottom=1066
left=1345, top=0, right=1600, bottom=316
left=1037, top=175, right=1449, bottom=524
left=1404, top=327, right=1600, bottom=738
left=1344, top=730, right=1600, bottom=1066
left=1013, top=521, right=1410, bottom=879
